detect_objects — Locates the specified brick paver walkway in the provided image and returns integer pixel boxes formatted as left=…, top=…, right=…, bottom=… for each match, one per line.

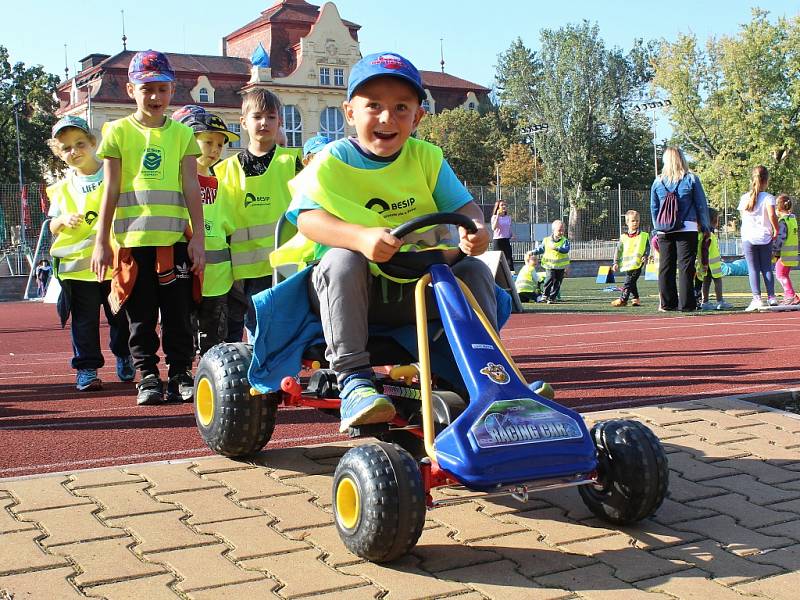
left=2, top=395, right=800, bottom=599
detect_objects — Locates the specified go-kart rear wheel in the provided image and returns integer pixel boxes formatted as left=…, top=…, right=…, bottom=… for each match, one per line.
left=579, top=419, right=668, bottom=524
left=333, top=442, right=426, bottom=562
left=194, top=342, right=279, bottom=458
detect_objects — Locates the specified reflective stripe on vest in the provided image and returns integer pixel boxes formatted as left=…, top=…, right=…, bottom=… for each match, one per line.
left=100, top=115, right=196, bottom=247
left=216, top=149, right=295, bottom=280
left=288, top=137, right=443, bottom=282
left=542, top=237, right=569, bottom=269
left=780, top=215, right=799, bottom=267
left=47, top=177, right=111, bottom=282
left=620, top=232, right=649, bottom=272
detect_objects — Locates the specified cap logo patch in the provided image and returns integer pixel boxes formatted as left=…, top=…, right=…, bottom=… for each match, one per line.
left=371, top=54, right=406, bottom=70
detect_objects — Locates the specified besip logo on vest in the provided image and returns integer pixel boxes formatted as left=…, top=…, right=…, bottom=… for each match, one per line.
left=84, top=211, right=98, bottom=225
left=244, top=193, right=271, bottom=208
left=141, top=146, right=164, bottom=180
left=365, top=197, right=416, bottom=215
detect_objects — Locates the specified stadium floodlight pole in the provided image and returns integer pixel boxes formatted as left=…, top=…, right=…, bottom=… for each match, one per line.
left=519, top=123, right=549, bottom=240
left=12, top=94, right=26, bottom=247
left=632, top=99, right=671, bottom=178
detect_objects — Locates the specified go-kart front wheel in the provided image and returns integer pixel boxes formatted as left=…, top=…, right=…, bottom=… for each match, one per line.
left=579, top=419, right=669, bottom=524
left=194, top=342, right=279, bottom=457
left=333, top=442, right=426, bottom=562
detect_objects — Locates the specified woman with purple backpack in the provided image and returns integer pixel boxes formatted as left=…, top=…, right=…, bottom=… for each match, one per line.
left=650, top=147, right=711, bottom=312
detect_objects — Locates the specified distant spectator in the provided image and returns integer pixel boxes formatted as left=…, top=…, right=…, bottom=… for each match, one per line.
left=35, top=259, right=52, bottom=298
left=491, top=200, right=514, bottom=272
left=650, top=146, right=711, bottom=312
left=738, top=165, right=779, bottom=311
left=772, top=193, right=798, bottom=305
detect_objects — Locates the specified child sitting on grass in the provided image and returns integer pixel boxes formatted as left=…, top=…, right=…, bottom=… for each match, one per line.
left=515, top=251, right=543, bottom=302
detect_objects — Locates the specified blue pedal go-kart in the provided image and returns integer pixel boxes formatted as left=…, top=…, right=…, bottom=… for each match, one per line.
left=193, top=213, right=669, bottom=563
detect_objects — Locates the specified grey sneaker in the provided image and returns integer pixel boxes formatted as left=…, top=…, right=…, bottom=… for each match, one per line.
left=700, top=302, right=716, bottom=311
left=166, top=371, right=194, bottom=403
left=76, top=369, right=102, bottom=391
left=137, top=374, right=164, bottom=405
left=716, top=301, right=733, bottom=310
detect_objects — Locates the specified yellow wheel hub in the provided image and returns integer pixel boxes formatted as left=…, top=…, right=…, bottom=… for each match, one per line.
left=336, top=476, right=360, bottom=530
left=196, top=377, right=214, bottom=427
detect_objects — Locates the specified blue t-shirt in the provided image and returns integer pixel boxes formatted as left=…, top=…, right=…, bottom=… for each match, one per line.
left=285, top=137, right=471, bottom=224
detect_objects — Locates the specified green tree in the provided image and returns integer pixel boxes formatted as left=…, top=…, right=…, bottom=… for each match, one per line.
left=653, top=10, right=800, bottom=200
left=416, top=108, right=504, bottom=185
left=497, top=143, right=537, bottom=187
left=495, top=28, right=654, bottom=239
left=0, top=46, right=61, bottom=185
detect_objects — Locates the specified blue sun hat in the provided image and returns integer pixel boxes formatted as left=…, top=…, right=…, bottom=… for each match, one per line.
left=128, top=50, right=175, bottom=84
left=52, top=115, right=92, bottom=138
left=302, top=134, right=331, bottom=158
left=347, top=52, right=426, bottom=102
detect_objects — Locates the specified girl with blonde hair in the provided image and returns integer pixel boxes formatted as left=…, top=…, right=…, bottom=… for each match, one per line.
left=737, top=165, right=779, bottom=311
left=650, top=146, right=711, bottom=311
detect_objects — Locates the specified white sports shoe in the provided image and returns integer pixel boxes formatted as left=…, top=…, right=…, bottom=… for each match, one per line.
left=768, top=297, right=779, bottom=306
left=745, top=298, right=764, bottom=312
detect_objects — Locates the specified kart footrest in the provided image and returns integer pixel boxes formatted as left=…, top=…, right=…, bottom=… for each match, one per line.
left=348, top=423, right=390, bottom=438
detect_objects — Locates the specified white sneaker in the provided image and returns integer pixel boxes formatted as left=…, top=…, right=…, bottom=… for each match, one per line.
left=768, top=297, right=779, bottom=306
left=745, top=298, right=764, bottom=312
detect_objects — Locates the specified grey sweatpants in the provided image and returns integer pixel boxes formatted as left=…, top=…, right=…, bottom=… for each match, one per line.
left=309, top=248, right=498, bottom=377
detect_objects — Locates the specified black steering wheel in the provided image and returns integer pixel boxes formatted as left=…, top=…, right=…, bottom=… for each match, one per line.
left=389, top=212, right=477, bottom=240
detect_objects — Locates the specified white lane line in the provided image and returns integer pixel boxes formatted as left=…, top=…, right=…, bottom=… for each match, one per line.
left=0, top=432, right=345, bottom=478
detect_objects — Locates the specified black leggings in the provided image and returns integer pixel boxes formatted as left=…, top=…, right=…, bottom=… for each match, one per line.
left=492, top=238, right=514, bottom=272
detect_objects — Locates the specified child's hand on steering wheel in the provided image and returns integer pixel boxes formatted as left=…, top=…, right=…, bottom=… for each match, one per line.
left=357, top=227, right=402, bottom=262
left=459, top=221, right=490, bottom=256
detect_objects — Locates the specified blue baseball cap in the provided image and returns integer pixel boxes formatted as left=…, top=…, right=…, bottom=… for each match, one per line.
left=128, top=50, right=175, bottom=84
left=347, top=52, right=426, bottom=103
left=302, top=134, right=331, bottom=157
left=51, top=115, right=92, bottom=138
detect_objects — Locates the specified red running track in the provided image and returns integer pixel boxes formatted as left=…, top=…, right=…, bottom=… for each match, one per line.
left=1, top=301, right=797, bottom=478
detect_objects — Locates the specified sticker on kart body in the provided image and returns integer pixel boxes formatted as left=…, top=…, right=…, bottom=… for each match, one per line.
left=471, top=398, right=583, bottom=448
left=480, top=362, right=510, bottom=384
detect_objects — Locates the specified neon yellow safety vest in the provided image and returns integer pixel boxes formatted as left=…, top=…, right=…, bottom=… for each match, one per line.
left=779, top=214, right=798, bottom=267
left=269, top=231, right=316, bottom=272
left=47, top=177, right=112, bottom=282
left=215, top=147, right=296, bottom=280
left=695, top=233, right=722, bottom=279
left=288, top=137, right=442, bottom=281
left=199, top=176, right=234, bottom=297
left=97, top=116, right=198, bottom=247
left=515, top=264, right=542, bottom=294
left=619, top=231, right=649, bottom=272
left=542, top=236, right=570, bottom=270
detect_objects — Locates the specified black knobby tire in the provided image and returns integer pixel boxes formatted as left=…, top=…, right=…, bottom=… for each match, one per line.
left=332, top=442, right=426, bottom=562
left=578, top=419, right=669, bottom=524
left=194, top=342, right=279, bottom=457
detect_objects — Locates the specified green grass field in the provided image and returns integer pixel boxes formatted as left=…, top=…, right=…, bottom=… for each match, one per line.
left=521, top=274, right=777, bottom=314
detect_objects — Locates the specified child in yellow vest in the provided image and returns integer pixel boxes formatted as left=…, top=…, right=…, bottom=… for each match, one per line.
left=215, top=89, right=302, bottom=341
left=172, top=106, right=240, bottom=354
left=90, top=50, right=205, bottom=406
left=533, top=220, right=570, bottom=303
left=515, top=251, right=543, bottom=302
left=47, top=116, right=134, bottom=391
left=611, top=210, right=650, bottom=307
left=773, top=194, right=800, bottom=305
left=287, top=52, right=496, bottom=431
left=696, top=208, right=733, bottom=310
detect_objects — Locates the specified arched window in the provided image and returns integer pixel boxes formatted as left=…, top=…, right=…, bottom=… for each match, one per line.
left=319, top=107, right=345, bottom=140
left=421, top=99, right=431, bottom=112
left=198, top=88, right=209, bottom=103
left=282, top=105, right=302, bottom=147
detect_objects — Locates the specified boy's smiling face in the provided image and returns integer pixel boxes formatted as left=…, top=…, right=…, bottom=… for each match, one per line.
left=127, top=82, right=174, bottom=121
left=343, top=76, right=425, bottom=157
left=53, top=128, right=97, bottom=173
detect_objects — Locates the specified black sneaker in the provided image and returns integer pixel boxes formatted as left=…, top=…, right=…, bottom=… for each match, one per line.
left=137, top=374, right=164, bottom=406
left=166, top=371, right=194, bottom=403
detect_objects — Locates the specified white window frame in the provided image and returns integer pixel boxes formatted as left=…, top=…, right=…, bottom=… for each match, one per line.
left=319, top=107, right=345, bottom=140
left=333, top=68, right=344, bottom=87
left=282, top=105, right=303, bottom=147
left=198, top=88, right=210, bottom=103
left=319, top=67, right=330, bottom=86
left=227, top=122, right=241, bottom=149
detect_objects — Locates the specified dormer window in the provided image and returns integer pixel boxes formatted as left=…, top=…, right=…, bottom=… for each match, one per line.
left=199, top=88, right=209, bottom=103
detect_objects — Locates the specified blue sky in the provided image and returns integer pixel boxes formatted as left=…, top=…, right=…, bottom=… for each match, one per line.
left=4, top=0, right=797, bottom=90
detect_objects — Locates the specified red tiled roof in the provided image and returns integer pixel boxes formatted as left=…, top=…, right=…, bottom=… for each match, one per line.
left=91, top=51, right=251, bottom=77
left=420, top=70, right=490, bottom=92
left=225, top=0, right=360, bottom=41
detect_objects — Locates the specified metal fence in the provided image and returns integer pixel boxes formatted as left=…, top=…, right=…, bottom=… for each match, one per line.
left=1, top=181, right=748, bottom=279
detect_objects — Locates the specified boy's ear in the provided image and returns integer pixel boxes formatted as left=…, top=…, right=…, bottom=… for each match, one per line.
left=342, top=100, right=356, bottom=126
left=125, top=82, right=136, bottom=99
left=412, top=104, right=425, bottom=129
